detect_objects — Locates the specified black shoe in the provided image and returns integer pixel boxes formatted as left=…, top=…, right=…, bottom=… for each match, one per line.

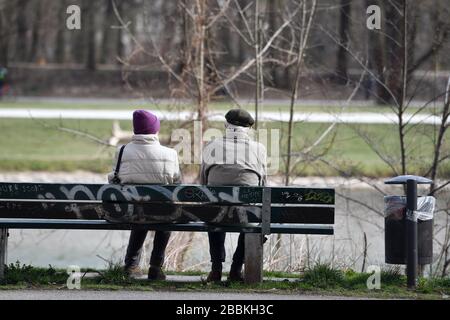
left=148, top=265, right=166, bottom=281
left=228, top=270, right=244, bottom=283
left=206, top=270, right=222, bottom=283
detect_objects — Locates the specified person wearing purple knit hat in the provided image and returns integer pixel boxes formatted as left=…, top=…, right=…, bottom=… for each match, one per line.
left=132, top=109, right=160, bottom=134
left=108, top=110, right=182, bottom=280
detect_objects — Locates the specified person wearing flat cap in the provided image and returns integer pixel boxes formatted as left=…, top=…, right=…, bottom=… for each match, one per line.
left=108, top=110, right=182, bottom=280
left=201, top=108, right=267, bottom=283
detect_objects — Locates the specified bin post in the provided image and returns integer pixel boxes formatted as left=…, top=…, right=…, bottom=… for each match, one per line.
left=406, top=179, right=418, bottom=289
left=0, top=228, right=8, bottom=280
left=385, top=175, right=433, bottom=290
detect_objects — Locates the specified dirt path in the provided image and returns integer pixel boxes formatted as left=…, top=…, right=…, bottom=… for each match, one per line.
left=0, top=289, right=376, bottom=300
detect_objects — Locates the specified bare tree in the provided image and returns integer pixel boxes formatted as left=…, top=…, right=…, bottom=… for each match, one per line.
left=319, top=0, right=450, bottom=276
left=285, top=0, right=317, bottom=186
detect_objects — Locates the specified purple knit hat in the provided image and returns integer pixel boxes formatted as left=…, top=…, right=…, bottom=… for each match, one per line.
left=133, top=110, right=160, bottom=134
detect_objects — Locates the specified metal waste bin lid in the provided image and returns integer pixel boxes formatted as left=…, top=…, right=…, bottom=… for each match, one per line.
left=385, top=175, right=433, bottom=185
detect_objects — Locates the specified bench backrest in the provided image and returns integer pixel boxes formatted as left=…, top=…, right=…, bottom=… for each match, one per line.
left=0, top=183, right=335, bottom=233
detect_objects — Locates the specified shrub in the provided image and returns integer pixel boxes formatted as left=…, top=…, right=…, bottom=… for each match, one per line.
left=418, top=277, right=450, bottom=294
left=3, top=261, right=67, bottom=285
left=342, top=269, right=371, bottom=289
left=96, top=262, right=132, bottom=285
left=301, top=264, right=344, bottom=288
left=381, top=267, right=404, bottom=286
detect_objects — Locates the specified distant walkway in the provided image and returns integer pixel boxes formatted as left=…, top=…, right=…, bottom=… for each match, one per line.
left=0, top=107, right=446, bottom=125
left=5, top=96, right=433, bottom=108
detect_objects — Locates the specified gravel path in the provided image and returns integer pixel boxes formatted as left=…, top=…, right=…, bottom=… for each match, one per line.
left=0, top=289, right=373, bottom=300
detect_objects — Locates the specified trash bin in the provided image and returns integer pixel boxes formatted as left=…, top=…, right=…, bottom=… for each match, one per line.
left=385, top=196, right=435, bottom=265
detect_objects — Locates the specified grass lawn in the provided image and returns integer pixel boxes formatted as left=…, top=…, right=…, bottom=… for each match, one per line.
left=1, top=263, right=449, bottom=300
left=0, top=115, right=448, bottom=177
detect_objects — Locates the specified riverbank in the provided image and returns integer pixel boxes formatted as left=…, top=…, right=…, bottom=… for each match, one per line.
left=0, top=170, right=423, bottom=189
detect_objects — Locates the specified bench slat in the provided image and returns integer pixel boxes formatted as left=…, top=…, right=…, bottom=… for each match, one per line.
left=0, top=202, right=334, bottom=224
left=0, top=219, right=334, bottom=235
left=0, top=183, right=335, bottom=205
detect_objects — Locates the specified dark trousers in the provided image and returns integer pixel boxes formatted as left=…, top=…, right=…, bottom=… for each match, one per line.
left=208, top=232, right=245, bottom=271
left=124, top=229, right=171, bottom=268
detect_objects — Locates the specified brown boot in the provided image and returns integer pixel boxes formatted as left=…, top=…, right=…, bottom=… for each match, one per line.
left=206, top=270, right=222, bottom=283
left=148, top=265, right=166, bottom=281
left=124, top=265, right=142, bottom=277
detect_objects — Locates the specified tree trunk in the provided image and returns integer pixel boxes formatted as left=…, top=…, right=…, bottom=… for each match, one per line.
left=384, top=0, right=405, bottom=106
left=366, top=0, right=389, bottom=104
left=335, top=0, right=351, bottom=84
left=15, top=0, right=29, bottom=62
left=28, top=1, right=43, bottom=62
left=194, top=0, right=208, bottom=132
left=72, top=30, right=85, bottom=64
left=221, top=18, right=233, bottom=63
left=254, top=0, right=264, bottom=129
left=237, top=0, right=250, bottom=64
left=54, top=0, right=67, bottom=64
left=115, top=1, right=124, bottom=64
left=0, top=4, right=10, bottom=66
left=100, top=0, right=114, bottom=64
left=267, top=0, right=281, bottom=88
left=85, top=0, right=97, bottom=71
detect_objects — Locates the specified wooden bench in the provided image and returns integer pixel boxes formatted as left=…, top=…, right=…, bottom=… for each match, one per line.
left=0, top=182, right=335, bottom=283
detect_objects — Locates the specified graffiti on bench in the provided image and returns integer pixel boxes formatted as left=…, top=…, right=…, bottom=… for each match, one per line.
left=0, top=183, right=263, bottom=224
left=0, top=183, right=334, bottom=224
left=0, top=183, right=334, bottom=204
left=280, top=189, right=334, bottom=204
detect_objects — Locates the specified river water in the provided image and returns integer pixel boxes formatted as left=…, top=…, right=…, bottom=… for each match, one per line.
left=1, top=172, right=449, bottom=273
